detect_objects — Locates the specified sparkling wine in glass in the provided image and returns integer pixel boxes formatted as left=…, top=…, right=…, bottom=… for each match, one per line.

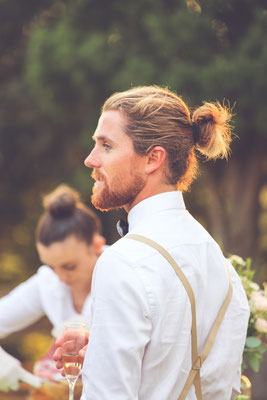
left=63, top=322, right=86, bottom=400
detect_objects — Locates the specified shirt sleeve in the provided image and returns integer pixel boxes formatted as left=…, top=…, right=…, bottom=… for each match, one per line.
left=230, top=365, right=241, bottom=399
left=0, top=272, right=45, bottom=339
left=81, top=249, right=152, bottom=400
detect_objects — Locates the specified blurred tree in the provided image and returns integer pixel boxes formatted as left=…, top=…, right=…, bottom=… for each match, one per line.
left=0, top=0, right=54, bottom=280
left=0, top=0, right=266, bottom=281
left=24, top=0, right=267, bottom=261
left=0, top=0, right=104, bottom=281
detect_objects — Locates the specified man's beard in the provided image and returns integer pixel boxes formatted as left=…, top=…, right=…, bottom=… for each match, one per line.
left=91, top=172, right=145, bottom=211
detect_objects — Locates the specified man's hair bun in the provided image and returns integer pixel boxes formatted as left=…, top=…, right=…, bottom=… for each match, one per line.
left=43, top=184, right=81, bottom=218
left=192, top=101, right=232, bottom=160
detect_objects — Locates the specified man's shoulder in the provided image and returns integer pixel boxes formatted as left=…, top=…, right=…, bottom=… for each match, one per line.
left=95, top=236, right=168, bottom=282
left=92, top=238, right=154, bottom=296
left=98, top=237, right=150, bottom=266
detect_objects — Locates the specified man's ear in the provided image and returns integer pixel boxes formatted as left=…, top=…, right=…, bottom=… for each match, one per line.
left=145, top=146, right=166, bottom=174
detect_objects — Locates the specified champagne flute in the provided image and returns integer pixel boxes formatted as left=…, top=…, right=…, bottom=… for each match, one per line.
left=62, top=322, right=86, bottom=400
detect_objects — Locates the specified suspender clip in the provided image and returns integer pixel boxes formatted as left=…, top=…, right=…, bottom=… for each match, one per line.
left=193, top=356, right=202, bottom=370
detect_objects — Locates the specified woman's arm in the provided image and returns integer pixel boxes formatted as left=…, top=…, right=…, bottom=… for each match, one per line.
left=0, top=272, right=45, bottom=338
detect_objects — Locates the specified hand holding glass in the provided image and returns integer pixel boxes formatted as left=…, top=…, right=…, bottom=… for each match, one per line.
left=62, top=322, right=86, bottom=400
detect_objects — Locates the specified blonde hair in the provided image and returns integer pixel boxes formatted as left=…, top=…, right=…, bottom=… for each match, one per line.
left=103, top=86, right=232, bottom=191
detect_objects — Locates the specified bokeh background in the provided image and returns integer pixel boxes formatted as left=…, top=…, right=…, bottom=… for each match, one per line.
left=0, top=0, right=266, bottom=398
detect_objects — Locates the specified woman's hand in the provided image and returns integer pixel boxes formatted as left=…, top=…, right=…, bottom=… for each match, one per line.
left=0, top=347, right=42, bottom=391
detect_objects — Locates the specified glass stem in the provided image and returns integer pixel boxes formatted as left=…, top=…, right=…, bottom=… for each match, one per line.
left=68, top=381, right=76, bottom=400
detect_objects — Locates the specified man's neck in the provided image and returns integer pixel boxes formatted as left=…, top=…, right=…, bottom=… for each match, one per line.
left=124, top=183, right=177, bottom=213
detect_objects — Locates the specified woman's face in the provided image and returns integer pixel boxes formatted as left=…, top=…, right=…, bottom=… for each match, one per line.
left=36, top=234, right=105, bottom=291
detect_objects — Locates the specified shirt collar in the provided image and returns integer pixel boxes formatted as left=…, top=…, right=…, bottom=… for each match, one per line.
left=128, top=191, right=185, bottom=231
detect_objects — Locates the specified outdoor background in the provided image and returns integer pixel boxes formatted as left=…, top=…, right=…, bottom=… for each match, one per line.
left=0, top=0, right=266, bottom=398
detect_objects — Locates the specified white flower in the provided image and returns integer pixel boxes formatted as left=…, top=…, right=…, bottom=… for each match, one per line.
left=251, top=291, right=267, bottom=311
left=250, top=282, right=260, bottom=291
left=228, top=255, right=246, bottom=266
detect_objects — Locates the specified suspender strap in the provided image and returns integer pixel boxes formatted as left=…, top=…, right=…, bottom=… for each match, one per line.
left=125, top=233, right=232, bottom=400
left=199, top=265, right=233, bottom=365
left=126, top=234, right=201, bottom=399
left=180, top=263, right=233, bottom=400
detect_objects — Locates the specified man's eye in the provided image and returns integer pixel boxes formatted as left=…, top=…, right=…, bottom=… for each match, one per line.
left=103, top=143, right=111, bottom=150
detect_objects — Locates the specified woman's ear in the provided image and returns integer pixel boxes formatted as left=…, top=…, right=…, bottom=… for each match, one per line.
left=92, top=234, right=106, bottom=256
left=145, top=146, right=166, bottom=174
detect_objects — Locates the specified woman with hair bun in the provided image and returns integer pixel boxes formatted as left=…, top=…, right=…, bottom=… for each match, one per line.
left=0, top=184, right=105, bottom=391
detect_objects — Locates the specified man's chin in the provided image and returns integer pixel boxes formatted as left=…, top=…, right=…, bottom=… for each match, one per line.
left=91, top=193, right=126, bottom=212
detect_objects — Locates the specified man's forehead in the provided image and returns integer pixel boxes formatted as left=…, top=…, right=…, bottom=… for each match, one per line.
left=92, top=110, right=126, bottom=140
left=100, top=109, right=124, bottom=126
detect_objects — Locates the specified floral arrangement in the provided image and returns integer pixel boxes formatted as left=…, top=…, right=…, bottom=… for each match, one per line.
left=229, top=255, right=267, bottom=373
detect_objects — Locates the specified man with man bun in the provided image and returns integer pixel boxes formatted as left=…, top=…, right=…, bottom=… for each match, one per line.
left=56, top=86, right=249, bottom=399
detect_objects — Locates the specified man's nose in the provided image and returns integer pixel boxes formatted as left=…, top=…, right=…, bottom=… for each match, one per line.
left=84, top=148, right=100, bottom=168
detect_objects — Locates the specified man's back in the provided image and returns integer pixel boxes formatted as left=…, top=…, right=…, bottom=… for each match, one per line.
left=82, top=192, right=249, bottom=400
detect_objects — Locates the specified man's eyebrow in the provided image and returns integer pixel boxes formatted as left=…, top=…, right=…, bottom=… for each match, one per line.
left=92, top=134, right=115, bottom=144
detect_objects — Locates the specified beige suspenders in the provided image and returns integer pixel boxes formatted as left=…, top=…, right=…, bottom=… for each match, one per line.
left=125, top=233, right=233, bottom=400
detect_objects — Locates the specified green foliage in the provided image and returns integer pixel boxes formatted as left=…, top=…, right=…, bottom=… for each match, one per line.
left=230, top=256, right=255, bottom=297
left=24, top=0, right=267, bottom=140
left=244, top=340, right=265, bottom=372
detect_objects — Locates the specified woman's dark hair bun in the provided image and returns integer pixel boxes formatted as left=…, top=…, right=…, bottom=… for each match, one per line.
left=37, top=184, right=101, bottom=246
left=43, top=184, right=80, bottom=218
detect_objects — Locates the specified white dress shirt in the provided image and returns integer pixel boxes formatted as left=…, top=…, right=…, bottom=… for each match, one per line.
left=0, top=266, right=92, bottom=338
left=81, top=191, right=249, bottom=400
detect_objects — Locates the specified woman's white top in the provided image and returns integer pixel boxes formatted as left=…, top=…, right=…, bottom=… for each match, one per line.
left=0, top=266, right=92, bottom=339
